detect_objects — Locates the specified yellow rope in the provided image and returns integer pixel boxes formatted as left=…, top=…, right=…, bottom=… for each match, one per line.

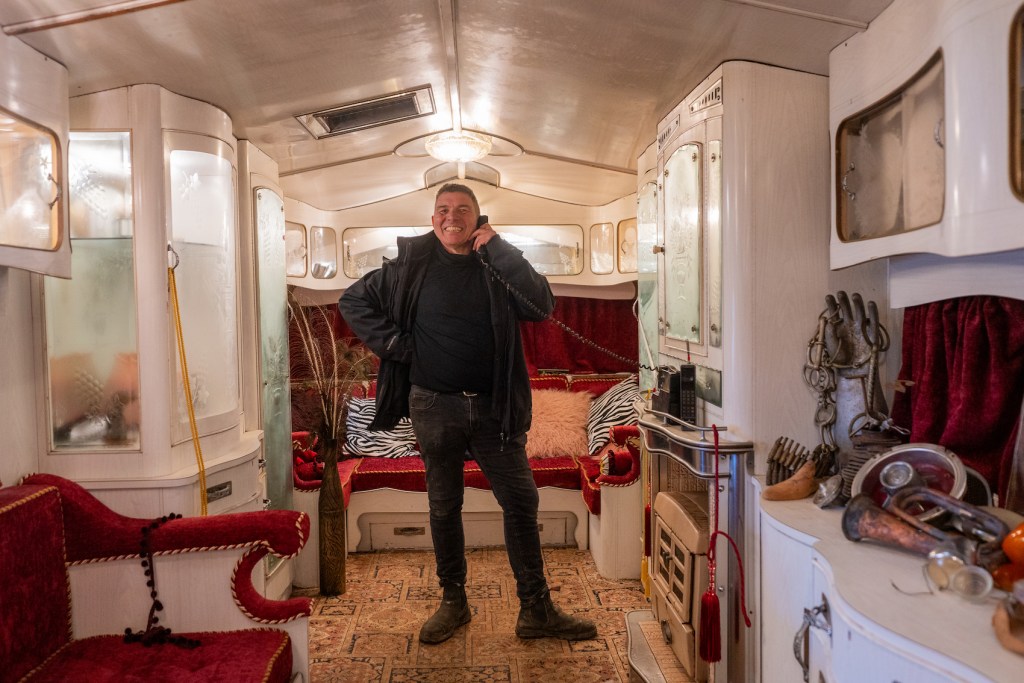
left=168, top=263, right=208, bottom=515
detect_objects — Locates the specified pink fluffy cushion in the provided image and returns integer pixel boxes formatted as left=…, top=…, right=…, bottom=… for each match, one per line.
left=526, top=389, right=593, bottom=458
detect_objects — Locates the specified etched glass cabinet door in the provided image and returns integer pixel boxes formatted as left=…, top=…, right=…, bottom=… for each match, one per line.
left=45, top=131, right=138, bottom=450
left=166, top=133, right=239, bottom=441
left=659, top=129, right=704, bottom=360
left=636, top=180, right=658, bottom=390
left=706, top=137, right=723, bottom=351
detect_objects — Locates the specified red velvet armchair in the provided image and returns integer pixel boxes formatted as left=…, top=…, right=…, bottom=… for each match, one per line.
left=1, top=474, right=312, bottom=682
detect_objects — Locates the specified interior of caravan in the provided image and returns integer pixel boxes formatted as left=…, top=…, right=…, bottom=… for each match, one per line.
left=2, top=1, right=1024, bottom=681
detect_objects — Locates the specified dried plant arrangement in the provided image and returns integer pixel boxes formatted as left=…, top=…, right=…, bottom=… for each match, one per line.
left=287, top=287, right=374, bottom=595
left=287, top=288, right=374, bottom=448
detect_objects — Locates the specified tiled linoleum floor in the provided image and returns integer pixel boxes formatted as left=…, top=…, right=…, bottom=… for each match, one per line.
left=299, top=547, right=649, bottom=682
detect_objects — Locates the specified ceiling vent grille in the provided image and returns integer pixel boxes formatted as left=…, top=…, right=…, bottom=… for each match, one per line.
left=297, top=86, right=435, bottom=139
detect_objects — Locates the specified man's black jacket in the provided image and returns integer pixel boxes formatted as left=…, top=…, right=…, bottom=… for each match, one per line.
left=338, top=232, right=554, bottom=441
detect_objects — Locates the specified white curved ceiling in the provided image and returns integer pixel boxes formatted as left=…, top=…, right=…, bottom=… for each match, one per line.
left=1, top=0, right=893, bottom=209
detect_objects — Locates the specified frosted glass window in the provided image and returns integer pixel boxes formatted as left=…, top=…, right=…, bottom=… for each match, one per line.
left=663, top=143, right=702, bottom=345
left=256, top=188, right=291, bottom=514
left=617, top=218, right=638, bottom=273
left=493, top=224, right=583, bottom=275
left=707, top=140, right=723, bottom=348
left=310, top=226, right=338, bottom=278
left=169, top=148, right=238, bottom=426
left=46, top=131, right=138, bottom=449
left=836, top=52, right=944, bottom=241
left=0, top=107, right=61, bottom=250
left=590, top=222, right=614, bottom=274
left=343, top=226, right=430, bottom=278
left=285, top=221, right=307, bottom=277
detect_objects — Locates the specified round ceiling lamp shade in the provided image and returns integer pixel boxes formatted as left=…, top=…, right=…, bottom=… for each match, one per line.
left=424, top=130, right=493, bottom=163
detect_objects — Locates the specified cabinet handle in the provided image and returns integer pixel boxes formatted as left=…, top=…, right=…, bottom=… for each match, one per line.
left=841, top=163, right=857, bottom=201
left=793, top=596, right=831, bottom=682
left=206, top=481, right=232, bottom=502
left=47, top=173, right=62, bottom=209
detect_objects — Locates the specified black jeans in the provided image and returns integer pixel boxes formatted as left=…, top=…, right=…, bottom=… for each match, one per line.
left=408, top=385, right=548, bottom=604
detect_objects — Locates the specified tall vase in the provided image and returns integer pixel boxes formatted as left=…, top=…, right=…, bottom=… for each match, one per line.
left=318, top=436, right=346, bottom=596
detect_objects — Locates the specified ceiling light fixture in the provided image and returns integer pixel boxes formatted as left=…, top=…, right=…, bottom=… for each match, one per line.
left=424, top=130, right=493, bottom=163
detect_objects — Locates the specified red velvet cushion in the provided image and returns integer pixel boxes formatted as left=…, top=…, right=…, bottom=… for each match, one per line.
left=351, top=456, right=427, bottom=492
left=350, top=455, right=581, bottom=492
left=293, top=456, right=360, bottom=507
left=0, top=485, right=70, bottom=683
left=25, top=630, right=292, bottom=683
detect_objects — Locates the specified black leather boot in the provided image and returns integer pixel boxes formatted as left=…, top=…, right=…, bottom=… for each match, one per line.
left=419, top=584, right=471, bottom=644
left=515, top=592, right=597, bottom=640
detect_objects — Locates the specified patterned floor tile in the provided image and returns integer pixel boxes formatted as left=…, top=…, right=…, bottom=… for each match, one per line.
left=310, top=656, right=386, bottom=682
left=356, top=602, right=435, bottom=631
left=347, top=631, right=415, bottom=656
left=517, top=652, right=621, bottom=683
left=308, top=547, right=649, bottom=682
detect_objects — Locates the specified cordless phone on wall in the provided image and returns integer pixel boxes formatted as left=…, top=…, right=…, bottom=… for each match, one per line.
left=654, top=364, right=697, bottom=424
left=677, top=363, right=697, bottom=423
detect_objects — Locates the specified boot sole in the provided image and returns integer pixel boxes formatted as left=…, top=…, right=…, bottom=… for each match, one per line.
left=419, top=611, right=472, bottom=644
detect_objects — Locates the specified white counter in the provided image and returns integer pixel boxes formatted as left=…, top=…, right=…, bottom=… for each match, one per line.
left=759, top=491, right=1021, bottom=682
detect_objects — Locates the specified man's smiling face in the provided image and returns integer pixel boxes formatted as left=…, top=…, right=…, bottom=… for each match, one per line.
left=431, top=191, right=479, bottom=255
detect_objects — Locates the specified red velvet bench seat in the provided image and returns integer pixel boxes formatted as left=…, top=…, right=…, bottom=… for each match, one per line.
left=292, top=373, right=642, bottom=586
left=1, top=475, right=311, bottom=683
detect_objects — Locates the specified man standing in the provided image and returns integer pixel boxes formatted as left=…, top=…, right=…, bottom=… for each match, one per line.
left=339, top=183, right=596, bottom=644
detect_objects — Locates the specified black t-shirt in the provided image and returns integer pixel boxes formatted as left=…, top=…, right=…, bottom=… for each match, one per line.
left=410, top=244, right=494, bottom=393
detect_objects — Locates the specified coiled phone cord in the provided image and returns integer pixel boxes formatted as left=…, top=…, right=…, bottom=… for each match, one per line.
left=478, top=255, right=658, bottom=372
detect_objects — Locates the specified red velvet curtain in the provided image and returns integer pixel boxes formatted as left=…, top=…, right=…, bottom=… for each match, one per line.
left=891, top=296, right=1024, bottom=499
left=519, top=296, right=639, bottom=374
left=330, top=295, right=639, bottom=376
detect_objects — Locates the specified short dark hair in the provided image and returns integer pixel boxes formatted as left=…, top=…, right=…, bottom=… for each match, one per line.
left=435, top=183, right=480, bottom=214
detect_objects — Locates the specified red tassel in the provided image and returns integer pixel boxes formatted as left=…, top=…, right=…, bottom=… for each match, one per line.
left=699, top=586, right=721, bottom=662
left=643, top=503, right=652, bottom=557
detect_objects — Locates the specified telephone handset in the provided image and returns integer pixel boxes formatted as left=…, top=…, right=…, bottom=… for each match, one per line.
left=473, top=214, right=654, bottom=372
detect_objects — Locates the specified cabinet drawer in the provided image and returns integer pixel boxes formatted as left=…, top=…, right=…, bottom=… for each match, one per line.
left=365, top=512, right=572, bottom=550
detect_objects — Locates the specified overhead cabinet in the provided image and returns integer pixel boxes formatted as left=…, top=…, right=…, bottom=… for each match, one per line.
left=830, top=0, right=1024, bottom=268
left=0, top=31, right=72, bottom=278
